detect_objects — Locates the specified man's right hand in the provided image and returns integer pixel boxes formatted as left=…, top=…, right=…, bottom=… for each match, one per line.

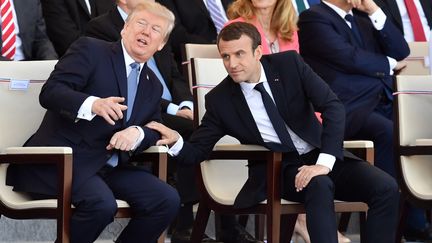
left=92, top=97, right=128, bottom=125
left=146, top=121, right=180, bottom=146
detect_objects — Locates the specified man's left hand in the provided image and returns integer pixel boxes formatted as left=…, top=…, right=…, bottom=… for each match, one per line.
left=106, top=126, right=140, bottom=151
left=176, top=108, right=193, bottom=120
left=295, top=164, right=331, bottom=192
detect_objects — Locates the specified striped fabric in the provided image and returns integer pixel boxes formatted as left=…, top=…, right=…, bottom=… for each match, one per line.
left=1, top=0, right=16, bottom=60
left=206, top=0, right=226, bottom=34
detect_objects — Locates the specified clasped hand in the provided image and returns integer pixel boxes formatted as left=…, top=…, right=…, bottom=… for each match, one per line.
left=295, top=164, right=330, bottom=192
left=146, top=121, right=180, bottom=146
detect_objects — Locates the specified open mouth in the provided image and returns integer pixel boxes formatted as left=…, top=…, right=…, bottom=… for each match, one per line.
left=137, top=38, right=148, bottom=46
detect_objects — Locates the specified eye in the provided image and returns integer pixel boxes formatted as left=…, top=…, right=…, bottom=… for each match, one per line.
left=221, top=54, right=230, bottom=60
left=152, top=26, right=162, bottom=34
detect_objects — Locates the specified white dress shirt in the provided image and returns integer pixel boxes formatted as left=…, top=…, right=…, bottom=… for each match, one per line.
left=395, top=0, right=430, bottom=42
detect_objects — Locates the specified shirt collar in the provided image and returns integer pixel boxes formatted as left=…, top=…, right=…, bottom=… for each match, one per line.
left=118, top=6, right=128, bottom=21
left=121, top=40, right=144, bottom=70
left=239, top=63, right=267, bottom=93
left=322, top=0, right=353, bottom=19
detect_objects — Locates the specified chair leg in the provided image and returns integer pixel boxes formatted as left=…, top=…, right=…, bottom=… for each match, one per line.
left=359, top=212, right=366, bottom=243
left=191, top=204, right=211, bottom=243
left=395, top=199, right=409, bottom=243
left=255, top=214, right=265, bottom=240
left=280, top=214, right=297, bottom=243
left=338, top=212, right=351, bottom=232
left=266, top=211, right=281, bottom=243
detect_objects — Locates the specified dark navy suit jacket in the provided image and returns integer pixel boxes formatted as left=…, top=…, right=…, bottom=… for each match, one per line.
left=176, top=52, right=352, bottom=208
left=6, top=37, right=162, bottom=195
left=298, top=3, right=409, bottom=137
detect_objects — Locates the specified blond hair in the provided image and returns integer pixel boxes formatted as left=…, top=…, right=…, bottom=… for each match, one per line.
left=227, top=0, right=298, bottom=42
left=126, top=1, right=175, bottom=42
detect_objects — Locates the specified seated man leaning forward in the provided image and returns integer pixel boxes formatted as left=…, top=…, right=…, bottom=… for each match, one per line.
left=147, top=22, right=399, bottom=243
left=6, top=2, right=180, bottom=243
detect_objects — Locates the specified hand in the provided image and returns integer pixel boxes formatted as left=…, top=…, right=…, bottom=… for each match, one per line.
left=176, top=108, right=193, bottom=120
left=106, top=126, right=140, bottom=151
left=347, top=0, right=378, bottom=15
left=92, top=97, right=127, bottom=125
left=146, top=121, right=180, bottom=146
left=295, top=164, right=330, bottom=192
left=394, top=60, right=408, bottom=74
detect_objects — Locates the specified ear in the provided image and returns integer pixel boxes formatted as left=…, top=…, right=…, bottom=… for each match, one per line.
left=254, top=44, right=263, bottom=60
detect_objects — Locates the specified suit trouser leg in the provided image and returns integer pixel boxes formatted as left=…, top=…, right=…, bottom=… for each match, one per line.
left=284, top=165, right=338, bottom=243
left=104, top=167, right=180, bottom=243
left=331, top=160, right=399, bottom=243
left=70, top=175, right=118, bottom=243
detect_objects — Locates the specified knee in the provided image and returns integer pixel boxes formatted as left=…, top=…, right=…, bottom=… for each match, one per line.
left=306, top=175, right=334, bottom=201
left=158, top=185, right=181, bottom=216
left=373, top=175, right=399, bottom=202
left=75, top=196, right=117, bottom=222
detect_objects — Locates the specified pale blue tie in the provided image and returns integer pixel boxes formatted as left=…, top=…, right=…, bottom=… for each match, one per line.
left=206, top=0, right=226, bottom=33
left=106, top=62, right=140, bottom=167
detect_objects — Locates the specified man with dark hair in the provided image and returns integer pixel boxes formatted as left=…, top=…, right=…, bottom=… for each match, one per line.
left=148, top=22, right=400, bottom=243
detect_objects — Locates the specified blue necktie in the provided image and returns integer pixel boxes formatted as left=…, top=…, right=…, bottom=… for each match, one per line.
left=345, top=14, right=364, bottom=48
left=106, top=62, right=140, bottom=167
left=254, top=83, right=295, bottom=152
left=127, top=62, right=140, bottom=120
left=206, top=0, right=226, bottom=33
left=296, top=0, right=307, bottom=13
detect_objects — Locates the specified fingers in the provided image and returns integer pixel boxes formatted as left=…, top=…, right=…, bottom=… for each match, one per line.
left=106, top=127, right=140, bottom=151
left=93, top=97, right=128, bottom=125
left=295, top=166, right=313, bottom=192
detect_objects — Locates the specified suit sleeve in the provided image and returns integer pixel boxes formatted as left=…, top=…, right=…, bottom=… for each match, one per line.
left=175, top=92, right=225, bottom=165
left=39, top=38, right=95, bottom=120
left=298, top=9, right=408, bottom=78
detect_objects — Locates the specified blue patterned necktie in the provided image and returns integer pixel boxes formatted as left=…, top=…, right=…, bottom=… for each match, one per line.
left=254, top=83, right=295, bottom=152
left=345, top=14, right=364, bottom=48
left=106, top=62, right=140, bottom=167
left=206, top=0, right=226, bottom=33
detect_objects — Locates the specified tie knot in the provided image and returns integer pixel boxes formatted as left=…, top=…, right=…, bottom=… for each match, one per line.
left=254, top=82, right=266, bottom=93
left=344, top=14, right=354, bottom=23
left=130, top=62, right=140, bottom=71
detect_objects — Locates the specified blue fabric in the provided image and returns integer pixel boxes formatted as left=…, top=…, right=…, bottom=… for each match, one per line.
left=127, top=62, right=140, bottom=120
left=147, top=57, right=172, bottom=101
left=307, top=0, right=320, bottom=5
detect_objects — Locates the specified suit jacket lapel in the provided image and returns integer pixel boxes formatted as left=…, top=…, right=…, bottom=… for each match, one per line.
left=261, top=59, right=291, bottom=124
left=229, top=79, right=265, bottom=143
left=111, top=42, right=128, bottom=124
left=221, top=0, right=232, bottom=11
left=194, top=0, right=211, bottom=18
left=77, top=0, right=91, bottom=17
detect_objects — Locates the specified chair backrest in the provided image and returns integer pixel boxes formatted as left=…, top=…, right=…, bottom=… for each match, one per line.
left=399, top=42, right=430, bottom=75
left=191, top=57, right=247, bottom=205
left=182, top=44, right=219, bottom=91
left=0, top=60, right=57, bottom=152
left=395, top=75, right=432, bottom=202
left=0, top=60, right=57, bottom=208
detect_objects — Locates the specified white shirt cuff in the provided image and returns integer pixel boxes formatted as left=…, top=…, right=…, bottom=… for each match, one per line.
left=166, top=103, right=180, bottom=115
left=316, top=153, right=336, bottom=171
left=369, top=8, right=386, bottom=30
left=167, top=134, right=184, bottom=156
left=178, top=101, right=194, bottom=111
left=387, top=56, right=397, bottom=75
left=76, top=96, right=98, bottom=121
left=130, top=125, right=145, bottom=150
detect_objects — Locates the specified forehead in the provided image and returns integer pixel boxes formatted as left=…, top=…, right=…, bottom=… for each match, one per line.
left=218, top=35, right=253, bottom=54
left=129, top=9, right=167, bottom=28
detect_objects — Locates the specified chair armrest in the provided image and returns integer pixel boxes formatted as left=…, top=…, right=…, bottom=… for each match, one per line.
left=343, top=140, right=374, bottom=149
left=141, top=145, right=168, bottom=153
left=214, top=144, right=269, bottom=151
left=416, top=139, right=432, bottom=146
left=5, top=146, right=72, bottom=154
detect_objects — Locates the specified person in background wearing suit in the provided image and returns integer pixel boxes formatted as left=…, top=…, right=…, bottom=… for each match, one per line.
left=374, top=0, right=431, bottom=41
left=298, top=0, right=412, bottom=241
left=147, top=22, right=400, bottom=243
left=85, top=1, right=222, bottom=242
left=156, top=0, right=233, bottom=70
left=0, top=0, right=57, bottom=61
left=40, top=0, right=114, bottom=57
left=6, top=2, right=180, bottom=243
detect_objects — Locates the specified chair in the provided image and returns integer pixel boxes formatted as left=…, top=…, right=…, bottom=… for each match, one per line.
left=181, top=43, right=219, bottom=91
left=189, top=57, right=370, bottom=243
left=0, top=60, right=168, bottom=243
left=394, top=75, right=432, bottom=242
left=398, top=42, right=431, bottom=75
